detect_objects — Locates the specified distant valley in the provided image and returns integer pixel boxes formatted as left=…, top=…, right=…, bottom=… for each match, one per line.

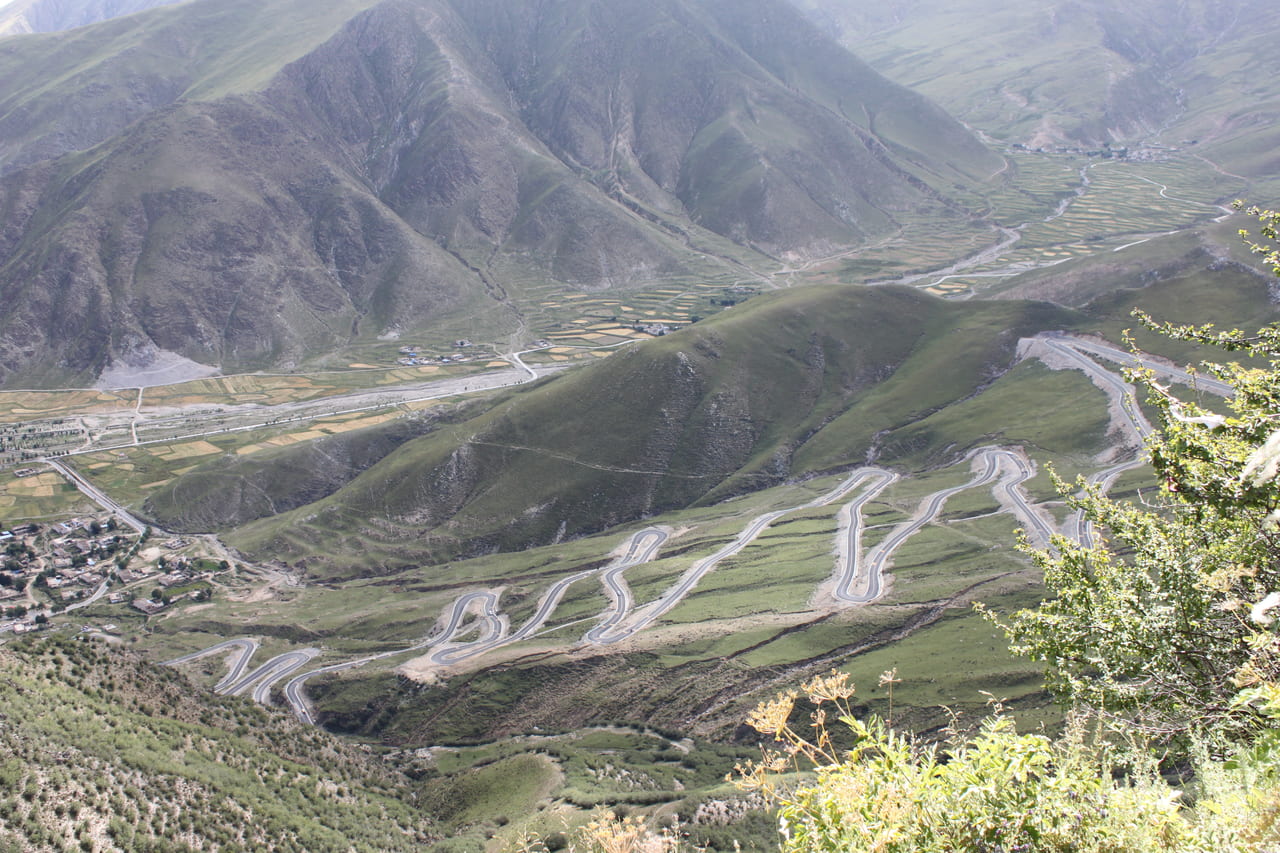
left=2, top=0, right=1279, bottom=849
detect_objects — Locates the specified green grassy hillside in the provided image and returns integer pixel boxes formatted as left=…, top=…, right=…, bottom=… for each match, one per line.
left=169, top=285, right=1074, bottom=577
left=0, top=0, right=384, bottom=171
left=0, top=0, right=182, bottom=36
left=794, top=0, right=1279, bottom=160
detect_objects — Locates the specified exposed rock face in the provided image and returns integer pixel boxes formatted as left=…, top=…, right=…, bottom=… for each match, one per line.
left=0, top=0, right=998, bottom=387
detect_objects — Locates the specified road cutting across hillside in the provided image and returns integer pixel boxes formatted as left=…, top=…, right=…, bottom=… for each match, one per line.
left=169, top=332, right=1238, bottom=724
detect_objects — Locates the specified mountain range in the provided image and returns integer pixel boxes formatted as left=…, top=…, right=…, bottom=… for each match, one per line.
left=0, top=0, right=182, bottom=36
left=5, top=2, right=1280, bottom=848
left=0, top=0, right=1001, bottom=388
left=792, top=0, right=1280, bottom=163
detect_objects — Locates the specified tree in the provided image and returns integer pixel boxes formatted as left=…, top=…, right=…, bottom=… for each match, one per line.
left=993, top=207, right=1280, bottom=741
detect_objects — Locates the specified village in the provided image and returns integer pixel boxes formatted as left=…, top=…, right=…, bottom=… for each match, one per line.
left=394, top=339, right=494, bottom=366
left=0, top=514, right=223, bottom=635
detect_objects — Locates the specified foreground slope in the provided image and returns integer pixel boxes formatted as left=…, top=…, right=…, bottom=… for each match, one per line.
left=0, top=0, right=1000, bottom=387
left=0, top=636, right=435, bottom=851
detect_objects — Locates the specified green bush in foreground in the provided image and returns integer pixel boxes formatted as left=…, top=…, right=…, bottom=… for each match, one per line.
left=735, top=672, right=1279, bottom=853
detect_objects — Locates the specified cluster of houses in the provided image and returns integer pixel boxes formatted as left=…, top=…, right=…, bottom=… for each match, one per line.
left=395, top=341, right=490, bottom=367
left=122, top=552, right=210, bottom=615
left=0, top=516, right=226, bottom=637
left=1007, top=141, right=1186, bottom=163
left=0, top=517, right=138, bottom=612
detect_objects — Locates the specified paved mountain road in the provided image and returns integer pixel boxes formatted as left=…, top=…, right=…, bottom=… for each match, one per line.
left=172, top=333, right=1228, bottom=723
left=164, top=639, right=259, bottom=692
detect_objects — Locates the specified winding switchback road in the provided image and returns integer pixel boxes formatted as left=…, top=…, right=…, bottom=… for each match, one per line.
left=837, top=451, right=1003, bottom=603
left=595, top=467, right=906, bottom=642
left=990, top=450, right=1056, bottom=548
left=172, top=332, right=1230, bottom=723
left=582, top=528, right=670, bottom=644
left=1031, top=334, right=1234, bottom=546
left=1039, top=333, right=1232, bottom=410
left=220, top=648, right=321, bottom=699
left=827, top=469, right=898, bottom=603
left=164, top=639, right=260, bottom=692
left=244, top=650, right=322, bottom=704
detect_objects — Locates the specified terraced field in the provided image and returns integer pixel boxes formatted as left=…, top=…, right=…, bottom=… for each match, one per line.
left=904, top=152, right=1244, bottom=298
left=0, top=468, right=93, bottom=520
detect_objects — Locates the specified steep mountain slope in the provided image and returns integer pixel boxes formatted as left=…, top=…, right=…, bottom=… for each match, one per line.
left=0, top=636, right=436, bottom=851
left=792, top=0, right=1280, bottom=159
left=150, top=285, right=1075, bottom=577
left=0, top=0, right=385, bottom=174
left=0, top=0, right=184, bottom=36
left=0, top=0, right=1001, bottom=387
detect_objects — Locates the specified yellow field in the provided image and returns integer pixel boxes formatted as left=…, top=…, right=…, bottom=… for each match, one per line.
left=134, top=365, right=444, bottom=410
left=6, top=473, right=62, bottom=493
left=318, top=413, right=396, bottom=434
left=156, top=440, right=221, bottom=460
left=273, top=430, right=324, bottom=445
left=0, top=389, right=133, bottom=421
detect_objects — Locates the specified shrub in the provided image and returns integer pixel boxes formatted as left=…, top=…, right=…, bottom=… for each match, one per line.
left=734, top=671, right=1280, bottom=853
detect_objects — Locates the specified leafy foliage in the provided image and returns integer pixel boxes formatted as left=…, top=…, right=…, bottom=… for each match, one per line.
left=733, top=673, right=1280, bottom=853
left=992, top=210, right=1280, bottom=739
